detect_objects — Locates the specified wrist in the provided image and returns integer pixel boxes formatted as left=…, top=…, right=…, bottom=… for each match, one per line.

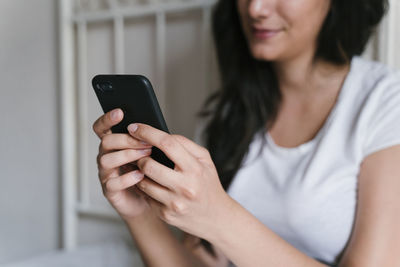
left=206, top=193, right=240, bottom=244
left=124, top=209, right=158, bottom=230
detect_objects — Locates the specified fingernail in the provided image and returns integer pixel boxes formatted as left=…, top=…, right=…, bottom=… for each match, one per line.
left=140, top=148, right=152, bottom=155
left=111, top=109, right=119, bottom=121
left=128, top=123, right=138, bottom=133
left=131, top=170, right=144, bottom=182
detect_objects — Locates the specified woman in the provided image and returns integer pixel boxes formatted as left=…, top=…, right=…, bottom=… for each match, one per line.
left=92, top=0, right=400, bottom=266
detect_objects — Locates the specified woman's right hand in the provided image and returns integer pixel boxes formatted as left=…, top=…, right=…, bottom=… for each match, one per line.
left=92, top=108, right=154, bottom=221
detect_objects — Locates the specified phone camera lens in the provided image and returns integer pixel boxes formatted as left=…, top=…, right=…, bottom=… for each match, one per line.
left=97, top=82, right=113, bottom=92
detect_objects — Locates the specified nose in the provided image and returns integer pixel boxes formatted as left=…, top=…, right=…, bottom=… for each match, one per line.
left=248, top=0, right=272, bottom=20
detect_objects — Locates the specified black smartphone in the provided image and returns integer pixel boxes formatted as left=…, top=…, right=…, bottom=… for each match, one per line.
left=92, top=74, right=175, bottom=169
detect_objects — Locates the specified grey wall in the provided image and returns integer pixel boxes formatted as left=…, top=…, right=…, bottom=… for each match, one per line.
left=0, top=0, right=396, bottom=264
left=0, top=1, right=217, bottom=262
left=0, top=0, right=59, bottom=263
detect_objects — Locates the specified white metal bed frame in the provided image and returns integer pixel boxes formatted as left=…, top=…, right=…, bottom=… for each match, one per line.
left=59, top=0, right=216, bottom=250
left=59, top=0, right=399, bottom=251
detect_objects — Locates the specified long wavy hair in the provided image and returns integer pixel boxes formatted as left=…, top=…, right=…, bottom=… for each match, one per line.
left=195, top=0, right=388, bottom=257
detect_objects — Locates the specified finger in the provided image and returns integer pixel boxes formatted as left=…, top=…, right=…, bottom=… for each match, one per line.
left=99, top=167, right=120, bottom=183
left=127, top=123, right=199, bottom=172
left=131, top=183, right=147, bottom=198
left=136, top=156, right=181, bottom=190
left=92, top=108, right=123, bottom=139
left=98, top=148, right=152, bottom=171
left=137, top=177, right=172, bottom=206
left=101, top=133, right=153, bottom=153
left=104, top=170, right=145, bottom=194
left=183, top=233, right=201, bottom=248
left=172, top=134, right=211, bottom=162
left=119, top=163, right=139, bottom=174
left=99, top=162, right=138, bottom=183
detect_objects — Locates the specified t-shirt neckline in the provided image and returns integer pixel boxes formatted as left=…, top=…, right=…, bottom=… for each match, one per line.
left=266, top=56, right=359, bottom=154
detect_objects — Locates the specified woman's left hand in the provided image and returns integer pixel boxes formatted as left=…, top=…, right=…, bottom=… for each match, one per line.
left=127, top=123, right=233, bottom=240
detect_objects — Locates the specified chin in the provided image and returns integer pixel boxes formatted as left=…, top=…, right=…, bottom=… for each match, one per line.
left=249, top=46, right=281, bottom=62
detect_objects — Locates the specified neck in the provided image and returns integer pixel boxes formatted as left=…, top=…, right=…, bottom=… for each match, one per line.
left=272, top=52, right=351, bottom=97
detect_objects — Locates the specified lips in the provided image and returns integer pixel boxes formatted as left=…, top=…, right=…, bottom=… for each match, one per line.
left=251, top=26, right=282, bottom=39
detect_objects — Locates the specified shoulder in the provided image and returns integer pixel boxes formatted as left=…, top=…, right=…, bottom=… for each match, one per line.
left=350, top=57, right=400, bottom=159
left=352, top=56, right=400, bottom=97
left=347, top=56, right=400, bottom=124
left=332, top=56, right=400, bottom=123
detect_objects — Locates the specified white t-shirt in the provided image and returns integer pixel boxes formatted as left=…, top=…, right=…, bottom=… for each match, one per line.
left=194, top=56, right=400, bottom=265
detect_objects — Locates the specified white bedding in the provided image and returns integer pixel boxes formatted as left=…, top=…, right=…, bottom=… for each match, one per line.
left=2, top=239, right=144, bottom=267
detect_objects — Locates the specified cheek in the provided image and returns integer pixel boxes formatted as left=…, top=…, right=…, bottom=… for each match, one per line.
left=280, top=1, right=330, bottom=44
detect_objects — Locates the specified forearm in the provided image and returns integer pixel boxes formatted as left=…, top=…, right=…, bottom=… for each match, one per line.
left=125, top=209, right=206, bottom=267
left=208, top=196, right=328, bottom=267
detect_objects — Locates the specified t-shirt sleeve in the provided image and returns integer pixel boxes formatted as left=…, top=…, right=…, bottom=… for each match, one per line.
left=362, top=72, right=400, bottom=158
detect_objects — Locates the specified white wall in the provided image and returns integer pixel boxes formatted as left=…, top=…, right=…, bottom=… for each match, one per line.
left=0, top=0, right=59, bottom=264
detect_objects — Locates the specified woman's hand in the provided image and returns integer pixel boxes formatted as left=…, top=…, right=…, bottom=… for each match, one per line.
left=92, top=108, right=155, bottom=221
left=127, top=123, right=234, bottom=241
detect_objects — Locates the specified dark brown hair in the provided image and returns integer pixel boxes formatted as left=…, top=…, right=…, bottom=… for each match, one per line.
left=196, top=0, right=388, bottom=257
